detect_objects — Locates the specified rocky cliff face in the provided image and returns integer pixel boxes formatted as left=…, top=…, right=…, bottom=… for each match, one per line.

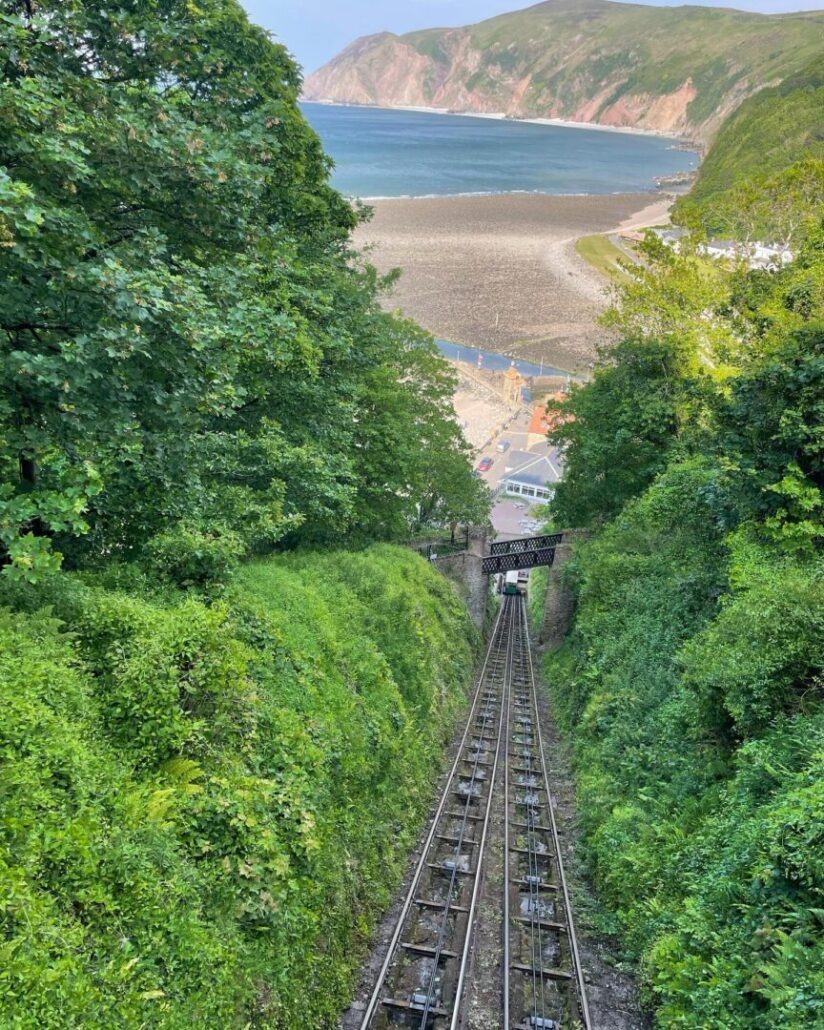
left=303, top=0, right=824, bottom=143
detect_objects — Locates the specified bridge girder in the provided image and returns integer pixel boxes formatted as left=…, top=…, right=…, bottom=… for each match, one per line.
left=482, top=546, right=557, bottom=576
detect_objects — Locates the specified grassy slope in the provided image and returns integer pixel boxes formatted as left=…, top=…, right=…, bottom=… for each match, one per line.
left=575, top=234, right=632, bottom=282
left=688, top=54, right=824, bottom=206
left=0, top=546, right=476, bottom=1028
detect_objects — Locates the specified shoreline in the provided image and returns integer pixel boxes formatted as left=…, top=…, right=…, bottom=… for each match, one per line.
left=353, top=192, right=670, bottom=373
left=357, top=189, right=665, bottom=202
left=302, top=97, right=696, bottom=145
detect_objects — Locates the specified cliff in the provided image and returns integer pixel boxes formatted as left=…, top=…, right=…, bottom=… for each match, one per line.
left=304, top=0, right=824, bottom=143
left=689, top=54, right=824, bottom=204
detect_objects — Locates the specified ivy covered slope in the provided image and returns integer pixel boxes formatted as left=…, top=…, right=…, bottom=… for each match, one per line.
left=0, top=0, right=486, bottom=582
left=546, top=165, right=824, bottom=1027
left=0, top=546, right=476, bottom=1026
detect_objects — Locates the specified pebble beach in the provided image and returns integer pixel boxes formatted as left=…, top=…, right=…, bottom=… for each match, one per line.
left=354, top=192, right=673, bottom=372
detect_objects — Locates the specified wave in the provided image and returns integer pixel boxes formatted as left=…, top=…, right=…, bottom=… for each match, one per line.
left=354, top=188, right=659, bottom=201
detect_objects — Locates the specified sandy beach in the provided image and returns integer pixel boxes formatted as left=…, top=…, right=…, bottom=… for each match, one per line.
left=354, top=193, right=672, bottom=372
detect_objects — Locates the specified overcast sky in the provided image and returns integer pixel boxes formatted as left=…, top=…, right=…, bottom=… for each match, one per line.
left=243, top=0, right=824, bottom=74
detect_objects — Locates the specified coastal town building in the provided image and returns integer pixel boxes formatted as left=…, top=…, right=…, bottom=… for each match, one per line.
left=650, top=227, right=794, bottom=270
left=502, top=364, right=525, bottom=409
left=526, top=395, right=568, bottom=448
left=497, top=449, right=560, bottom=502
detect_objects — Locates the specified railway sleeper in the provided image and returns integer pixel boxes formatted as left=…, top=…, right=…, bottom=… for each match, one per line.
left=415, top=897, right=469, bottom=914
left=400, top=942, right=458, bottom=961
left=515, top=914, right=567, bottom=933
left=426, top=860, right=474, bottom=876
left=381, top=996, right=449, bottom=1022
left=510, top=961, right=573, bottom=982
left=513, top=877, right=558, bottom=891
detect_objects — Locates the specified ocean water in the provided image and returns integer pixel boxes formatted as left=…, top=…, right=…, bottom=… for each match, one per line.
left=301, top=102, right=700, bottom=199
left=436, top=340, right=569, bottom=380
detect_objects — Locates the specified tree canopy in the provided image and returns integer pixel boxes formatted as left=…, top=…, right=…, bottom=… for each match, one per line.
left=0, top=0, right=486, bottom=581
left=543, top=160, right=824, bottom=1028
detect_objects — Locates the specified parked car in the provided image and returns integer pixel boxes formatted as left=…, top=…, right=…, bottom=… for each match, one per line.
left=496, top=439, right=510, bottom=453
left=476, top=456, right=494, bottom=472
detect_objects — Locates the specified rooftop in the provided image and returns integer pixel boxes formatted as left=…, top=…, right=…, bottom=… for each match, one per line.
left=501, top=450, right=561, bottom=487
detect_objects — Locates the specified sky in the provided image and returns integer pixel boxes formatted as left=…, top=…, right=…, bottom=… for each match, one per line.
left=242, top=0, right=824, bottom=74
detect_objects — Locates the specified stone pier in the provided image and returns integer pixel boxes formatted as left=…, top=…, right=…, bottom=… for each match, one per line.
left=537, top=530, right=590, bottom=649
left=432, top=526, right=490, bottom=633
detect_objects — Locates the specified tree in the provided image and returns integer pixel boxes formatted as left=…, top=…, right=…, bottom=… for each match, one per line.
left=0, top=0, right=487, bottom=577
left=547, top=335, right=694, bottom=527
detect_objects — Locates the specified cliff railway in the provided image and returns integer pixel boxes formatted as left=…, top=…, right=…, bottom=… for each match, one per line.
left=357, top=593, right=589, bottom=1030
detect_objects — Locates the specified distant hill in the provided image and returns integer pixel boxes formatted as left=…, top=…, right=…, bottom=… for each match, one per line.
left=689, top=55, right=824, bottom=204
left=303, top=0, right=824, bottom=143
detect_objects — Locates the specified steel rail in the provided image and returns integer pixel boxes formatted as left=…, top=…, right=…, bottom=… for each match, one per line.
left=519, top=645, right=548, bottom=1025
left=504, top=606, right=548, bottom=1028
left=358, top=601, right=509, bottom=1030
left=447, top=597, right=514, bottom=1030
left=417, top=615, right=508, bottom=1029
left=519, top=596, right=592, bottom=1030
left=502, top=613, right=512, bottom=1030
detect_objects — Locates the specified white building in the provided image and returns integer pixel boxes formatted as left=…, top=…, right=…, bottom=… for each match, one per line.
left=498, top=450, right=559, bottom=502
left=653, top=228, right=793, bottom=271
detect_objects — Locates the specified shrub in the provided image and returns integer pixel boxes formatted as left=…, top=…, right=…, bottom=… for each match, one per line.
left=143, top=525, right=245, bottom=589
left=0, top=546, right=475, bottom=1027
left=547, top=471, right=824, bottom=1029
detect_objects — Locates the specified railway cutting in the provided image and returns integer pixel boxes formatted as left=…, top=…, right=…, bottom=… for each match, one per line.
left=358, top=595, right=589, bottom=1030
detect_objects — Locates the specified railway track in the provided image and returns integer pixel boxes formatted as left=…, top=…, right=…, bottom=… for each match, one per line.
left=358, top=595, right=590, bottom=1030
left=503, top=596, right=590, bottom=1030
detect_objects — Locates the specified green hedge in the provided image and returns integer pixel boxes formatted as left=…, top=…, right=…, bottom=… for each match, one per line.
left=0, top=546, right=476, bottom=1027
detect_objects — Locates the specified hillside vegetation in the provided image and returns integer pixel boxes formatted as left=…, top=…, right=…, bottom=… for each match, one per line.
left=0, top=546, right=476, bottom=1026
left=546, top=164, right=824, bottom=1027
left=683, top=55, right=824, bottom=216
left=304, top=0, right=824, bottom=141
left=0, top=3, right=488, bottom=1026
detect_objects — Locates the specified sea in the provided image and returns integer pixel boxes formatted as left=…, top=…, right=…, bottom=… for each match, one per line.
left=301, top=101, right=699, bottom=200
left=435, top=340, right=568, bottom=382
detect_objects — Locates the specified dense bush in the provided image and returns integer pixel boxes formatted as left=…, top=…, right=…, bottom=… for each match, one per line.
left=545, top=186, right=824, bottom=1027
left=683, top=55, right=824, bottom=219
left=0, top=546, right=476, bottom=1027
left=549, top=508, right=824, bottom=1028
left=143, top=525, right=246, bottom=589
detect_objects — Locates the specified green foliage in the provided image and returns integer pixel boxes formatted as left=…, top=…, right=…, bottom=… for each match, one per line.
left=0, top=546, right=476, bottom=1027
left=543, top=159, right=824, bottom=1027
left=527, top=564, right=549, bottom=635
left=681, top=159, right=824, bottom=249
left=547, top=335, right=692, bottom=527
left=143, top=525, right=245, bottom=589
left=687, top=56, right=824, bottom=216
left=682, top=550, right=824, bottom=738
left=0, top=0, right=486, bottom=578
left=715, top=319, right=824, bottom=553
left=548, top=486, right=824, bottom=1026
